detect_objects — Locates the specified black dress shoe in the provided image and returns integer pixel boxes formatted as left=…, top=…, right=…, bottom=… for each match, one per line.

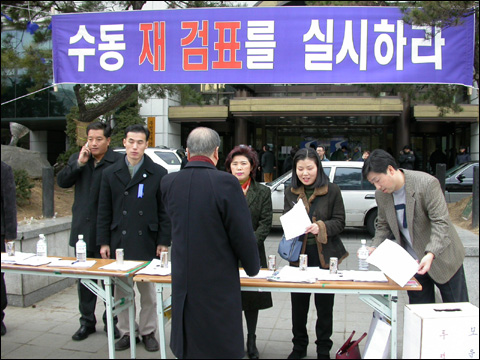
left=72, top=325, right=96, bottom=341
left=247, top=334, right=259, bottom=359
left=288, top=349, right=307, bottom=359
left=115, top=334, right=140, bottom=351
left=142, top=332, right=160, bottom=352
left=104, top=324, right=121, bottom=339
left=317, top=353, right=330, bottom=359
left=1, top=321, right=6, bottom=336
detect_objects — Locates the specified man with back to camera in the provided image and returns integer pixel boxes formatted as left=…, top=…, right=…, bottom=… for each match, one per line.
left=362, top=149, right=468, bottom=304
left=161, top=127, right=260, bottom=359
left=1, top=161, right=17, bottom=336
left=261, top=144, right=275, bottom=182
left=97, top=124, right=171, bottom=352
left=57, top=121, right=122, bottom=341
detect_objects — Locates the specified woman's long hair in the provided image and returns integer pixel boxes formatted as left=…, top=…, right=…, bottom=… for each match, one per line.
left=291, top=147, right=329, bottom=189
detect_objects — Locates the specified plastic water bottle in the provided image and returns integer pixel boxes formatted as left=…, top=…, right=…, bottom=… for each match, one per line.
left=358, top=239, right=369, bottom=271
left=76, top=235, right=87, bottom=262
left=36, top=234, right=47, bottom=258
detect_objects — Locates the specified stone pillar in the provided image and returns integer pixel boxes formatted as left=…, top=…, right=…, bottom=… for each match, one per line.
left=396, top=94, right=411, bottom=155
left=234, top=118, right=248, bottom=146
left=29, top=131, right=48, bottom=161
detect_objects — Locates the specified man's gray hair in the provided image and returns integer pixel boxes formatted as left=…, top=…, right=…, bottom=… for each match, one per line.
left=187, top=127, right=221, bottom=157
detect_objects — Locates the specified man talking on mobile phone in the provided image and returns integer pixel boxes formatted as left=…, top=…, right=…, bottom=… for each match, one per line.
left=57, top=122, right=122, bottom=341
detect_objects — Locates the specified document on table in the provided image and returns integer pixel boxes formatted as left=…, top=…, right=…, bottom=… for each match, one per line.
left=99, top=260, right=144, bottom=272
left=135, top=259, right=171, bottom=275
left=239, top=269, right=274, bottom=279
left=15, top=256, right=61, bottom=266
left=280, top=200, right=312, bottom=240
left=267, top=265, right=317, bottom=283
left=1, top=252, right=35, bottom=264
left=47, top=259, right=97, bottom=268
left=367, top=239, right=419, bottom=287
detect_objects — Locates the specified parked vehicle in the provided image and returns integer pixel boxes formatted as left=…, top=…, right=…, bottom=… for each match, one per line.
left=266, top=161, right=378, bottom=236
left=444, top=161, right=479, bottom=203
left=113, top=146, right=182, bottom=173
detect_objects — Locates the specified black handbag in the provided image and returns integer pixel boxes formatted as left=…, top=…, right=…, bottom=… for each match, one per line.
left=278, top=234, right=303, bottom=262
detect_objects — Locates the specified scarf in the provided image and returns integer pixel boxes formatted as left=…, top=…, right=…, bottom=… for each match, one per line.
left=189, top=155, right=215, bottom=166
left=240, top=177, right=252, bottom=196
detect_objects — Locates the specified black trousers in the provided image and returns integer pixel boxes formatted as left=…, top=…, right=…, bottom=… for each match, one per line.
left=77, top=249, right=117, bottom=327
left=408, top=265, right=469, bottom=304
left=291, top=244, right=335, bottom=356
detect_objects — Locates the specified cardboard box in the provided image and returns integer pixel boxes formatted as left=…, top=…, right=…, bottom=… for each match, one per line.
left=403, top=302, right=479, bottom=359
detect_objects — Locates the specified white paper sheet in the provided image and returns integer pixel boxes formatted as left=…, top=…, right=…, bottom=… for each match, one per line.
left=366, top=239, right=419, bottom=287
left=15, top=256, right=61, bottom=266
left=135, top=259, right=171, bottom=275
left=239, top=269, right=274, bottom=279
left=99, top=260, right=143, bottom=271
left=1, top=252, right=35, bottom=263
left=280, top=200, right=312, bottom=240
left=267, top=265, right=317, bottom=283
left=47, top=259, right=97, bottom=268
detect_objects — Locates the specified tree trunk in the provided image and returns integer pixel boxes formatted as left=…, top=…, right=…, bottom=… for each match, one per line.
left=74, top=84, right=138, bottom=123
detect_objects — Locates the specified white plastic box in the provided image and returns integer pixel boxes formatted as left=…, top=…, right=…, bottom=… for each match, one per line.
left=402, top=302, right=479, bottom=359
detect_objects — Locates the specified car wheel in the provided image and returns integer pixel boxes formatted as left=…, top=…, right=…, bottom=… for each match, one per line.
left=366, top=209, right=378, bottom=237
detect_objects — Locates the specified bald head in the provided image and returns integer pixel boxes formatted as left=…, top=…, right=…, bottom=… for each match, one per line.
left=186, top=127, right=221, bottom=158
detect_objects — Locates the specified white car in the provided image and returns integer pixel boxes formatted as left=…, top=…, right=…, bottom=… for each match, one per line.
left=266, top=161, right=378, bottom=236
left=114, top=146, right=182, bottom=173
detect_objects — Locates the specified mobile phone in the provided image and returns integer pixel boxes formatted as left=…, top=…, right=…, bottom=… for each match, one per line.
left=85, top=141, right=89, bottom=149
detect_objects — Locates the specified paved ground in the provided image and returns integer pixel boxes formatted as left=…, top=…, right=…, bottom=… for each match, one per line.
left=0, top=228, right=417, bottom=359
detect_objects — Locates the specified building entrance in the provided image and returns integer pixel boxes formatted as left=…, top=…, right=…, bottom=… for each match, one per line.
left=250, top=115, right=396, bottom=179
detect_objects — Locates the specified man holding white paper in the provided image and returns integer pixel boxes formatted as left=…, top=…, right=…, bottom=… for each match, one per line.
left=362, top=149, right=468, bottom=304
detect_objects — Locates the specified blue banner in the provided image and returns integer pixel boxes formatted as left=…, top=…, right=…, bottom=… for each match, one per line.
left=52, top=6, right=475, bottom=86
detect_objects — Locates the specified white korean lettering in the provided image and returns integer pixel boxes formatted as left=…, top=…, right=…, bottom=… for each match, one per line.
left=396, top=20, right=407, bottom=70
left=98, top=24, right=125, bottom=71
left=336, top=20, right=368, bottom=71
left=246, top=20, right=276, bottom=70
left=68, top=25, right=96, bottom=72
left=374, top=19, right=395, bottom=65
left=69, top=25, right=95, bottom=44
left=412, top=25, right=445, bottom=70
left=68, top=48, right=95, bottom=72
left=304, top=19, right=334, bottom=71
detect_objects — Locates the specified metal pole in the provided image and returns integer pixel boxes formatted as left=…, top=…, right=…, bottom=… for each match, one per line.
left=42, top=166, right=54, bottom=218
left=473, top=166, right=479, bottom=228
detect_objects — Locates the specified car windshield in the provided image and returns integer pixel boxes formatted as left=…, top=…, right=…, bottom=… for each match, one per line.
left=154, top=151, right=180, bottom=165
left=445, top=162, right=471, bottom=177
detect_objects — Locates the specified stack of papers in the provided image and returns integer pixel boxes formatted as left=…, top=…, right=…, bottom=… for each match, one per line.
left=239, top=269, right=274, bottom=279
left=268, top=266, right=317, bottom=283
left=47, top=259, right=97, bottom=268
left=266, top=266, right=389, bottom=283
left=135, top=259, right=170, bottom=275
left=15, top=256, right=61, bottom=266
left=1, top=252, right=36, bottom=264
left=99, top=261, right=144, bottom=272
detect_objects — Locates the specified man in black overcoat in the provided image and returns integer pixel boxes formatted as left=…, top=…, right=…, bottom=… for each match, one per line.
left=161, top=127, right=260, bottom=359
left=97, top=124, right=171, bottom=352
left=57, top=122, right=122, bottom=341
left=1, top=161, right=17, bottom=336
